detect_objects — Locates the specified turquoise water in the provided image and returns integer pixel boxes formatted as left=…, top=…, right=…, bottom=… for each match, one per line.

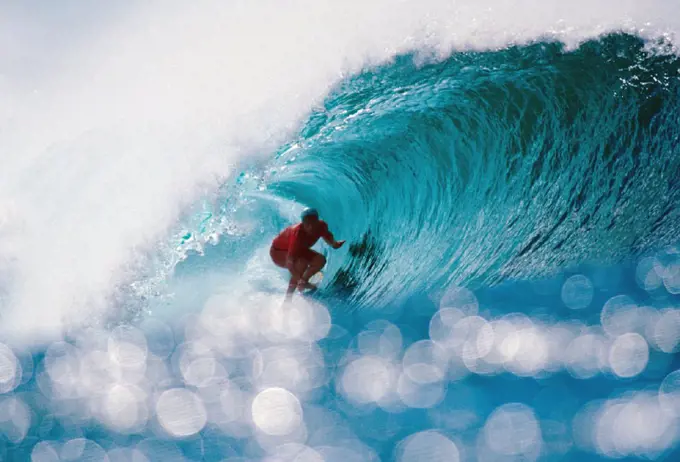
left=174, top=34, right=680, bottom=302
left=266, top=33, right=680, bottom=305
left=1, top=33, right=680, bottom=461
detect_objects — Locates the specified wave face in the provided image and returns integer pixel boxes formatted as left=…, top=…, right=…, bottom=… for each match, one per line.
left=245, top=33, right=680, bottom=306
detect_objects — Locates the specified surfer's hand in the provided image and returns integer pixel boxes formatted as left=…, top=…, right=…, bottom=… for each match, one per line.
left=333, top=240, right=346, bottom=249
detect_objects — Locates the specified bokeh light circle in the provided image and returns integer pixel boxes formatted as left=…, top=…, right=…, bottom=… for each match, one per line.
left=156, top=388, right=207, bottom=437
left=608, top=333, right=649, bottom=378
left=251, top=387, right=303, bottom=436
left=600, top=295, right=639, bottom=337
left=0, top=343, right=20, bottom=394
left=652, top=309, right=680, bottom=353
left=104, top=383, right=148, bottom=433
left=561, top=275, right=594, bottom=310
left=659, top=370, right=680, bottom=417
left=31, top=441, right=60, bottom=462
left=60, top=438, right=108, bottom=461
left=483, top=403, right=542, bottom=459
left=341, top=356, right=396, bottom=404
left=396, top=430, right=459, bottom=462
left=108, top=326, right=148, bottom=370
left=636, top=257, right=663, bottom=291
left=439, top=286, right=479, bottom=315
left=402, top=340, right=448, bottom=384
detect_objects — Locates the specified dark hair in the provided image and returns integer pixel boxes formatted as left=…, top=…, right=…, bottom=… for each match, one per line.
left=301, top=208, right=319, bottom=221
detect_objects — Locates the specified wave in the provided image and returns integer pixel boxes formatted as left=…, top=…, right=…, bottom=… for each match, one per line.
left=3, top=0, right=680, bottom=340
left=192, top=33, right=680, bottom=307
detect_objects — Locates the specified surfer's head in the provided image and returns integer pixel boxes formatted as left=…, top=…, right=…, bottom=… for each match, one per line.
left=301, top=208, right=319, bottom=232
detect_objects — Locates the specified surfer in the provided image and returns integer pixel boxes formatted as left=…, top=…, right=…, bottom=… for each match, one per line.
left=270, top=208, right=345, bottom=301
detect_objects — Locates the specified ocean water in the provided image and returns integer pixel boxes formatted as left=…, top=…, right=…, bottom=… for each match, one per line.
left=2, top=1, right=680, bottom=461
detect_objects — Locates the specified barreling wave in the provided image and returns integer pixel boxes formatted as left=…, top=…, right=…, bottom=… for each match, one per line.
left=176, top=33, right=680, bottom=308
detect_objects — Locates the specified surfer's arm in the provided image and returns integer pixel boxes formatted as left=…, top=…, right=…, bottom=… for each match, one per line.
left=323, top=236, right=345, bottom=249
left=321, top=223, right=345, bottom=249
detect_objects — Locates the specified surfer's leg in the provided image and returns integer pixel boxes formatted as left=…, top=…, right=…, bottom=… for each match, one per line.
left=287, top=258, right=310, bottom=298
left=272, top=247, right=298, bottom=302
left=299, top=250, right=326, bottom=290
left=285, top=280, right=297, bottom=301
left=273, top=249, right=308, bottom=301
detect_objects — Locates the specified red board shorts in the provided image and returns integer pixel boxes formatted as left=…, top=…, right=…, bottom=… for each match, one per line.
left=270, top=246, right=317, bottom=268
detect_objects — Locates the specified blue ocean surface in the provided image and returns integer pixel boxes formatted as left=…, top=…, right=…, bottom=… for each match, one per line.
left=2, top=11, right=680, bottom=462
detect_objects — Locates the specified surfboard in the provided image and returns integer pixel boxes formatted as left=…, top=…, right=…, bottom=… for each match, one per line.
left=308, top=271, right=324, bottom=286
left=270, top=271, right=326, bottom=305
left=298, top=271, right=324, bottom=297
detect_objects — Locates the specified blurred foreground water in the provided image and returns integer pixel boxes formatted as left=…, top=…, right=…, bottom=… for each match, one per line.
left=0, top=246, right=679, bottom=461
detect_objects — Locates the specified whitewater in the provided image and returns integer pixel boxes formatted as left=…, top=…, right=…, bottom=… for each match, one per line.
left=1, top=1, right=680, bottom=460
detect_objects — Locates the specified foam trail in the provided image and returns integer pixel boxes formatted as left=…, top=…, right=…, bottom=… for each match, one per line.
left=1, top=0, right=679, bottom=343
